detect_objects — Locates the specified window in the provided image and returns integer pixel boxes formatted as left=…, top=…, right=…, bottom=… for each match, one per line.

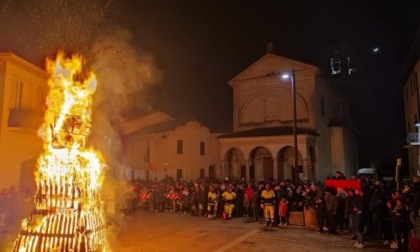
left=176, top=169, right=183, bottom=180
left=10, top=77, right=24, bottom=109
left=199, top=169, right=205, bottom=179
left=200, top=141, right=205, bottom=155
left=177, top=140, right=183, bottom=154
left=10, top=75, right=45, bottom=111
left=144, top=141, right=150, bottom=163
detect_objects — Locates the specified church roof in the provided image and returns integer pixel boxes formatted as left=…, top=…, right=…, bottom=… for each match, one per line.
left=217, top=126, right=318, bottom=139
left=125, top=119, right=191, bottom=137
left=228, top=53, right=318, bottom=85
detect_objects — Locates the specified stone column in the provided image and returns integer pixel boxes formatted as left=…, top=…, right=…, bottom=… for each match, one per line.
left=246, top=159, right=250, bottom=182
left=273, top=158, right=278, bottom=180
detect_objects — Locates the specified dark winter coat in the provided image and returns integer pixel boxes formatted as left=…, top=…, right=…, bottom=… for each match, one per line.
left=325, top=194, right=338, bottom=212
left=314, top=198, right=326, bottom=219
left=354, top=210, right=364, bottom=233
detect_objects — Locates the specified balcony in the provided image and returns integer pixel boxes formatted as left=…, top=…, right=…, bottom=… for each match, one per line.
left=407, top=132, right=420, bottom=145
left=8, top=108, right=43, bottom=129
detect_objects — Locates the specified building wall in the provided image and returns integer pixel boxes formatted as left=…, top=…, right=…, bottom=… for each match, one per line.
left=123, top=121, right=221, bottom=181
left=403, top=59, right=420, bottom=176
left=226, top=54, right=355, bottom=180
left=313, top=75, right=354, bottom=179
left=121, top=54, right=356, bottom=182
left=0, top=53, right=47, bottom=191
left=231, top=55, right=318, bottom=132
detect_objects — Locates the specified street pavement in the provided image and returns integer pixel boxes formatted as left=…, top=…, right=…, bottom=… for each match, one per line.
left=0, top=210, right=394, bottom=252
left=113, top=210, right=394, bottom=252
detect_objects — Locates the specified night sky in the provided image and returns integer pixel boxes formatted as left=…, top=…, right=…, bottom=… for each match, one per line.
left=0, top=0, right=419, bottom=171
left=123, top=1, right=419, bottom=171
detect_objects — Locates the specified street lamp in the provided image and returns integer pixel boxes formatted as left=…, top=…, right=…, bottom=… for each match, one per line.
left=282, top=70, right=299, bottom=182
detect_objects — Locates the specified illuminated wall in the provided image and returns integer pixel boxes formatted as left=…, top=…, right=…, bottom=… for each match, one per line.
left=0, top=53, right=47, bottom=192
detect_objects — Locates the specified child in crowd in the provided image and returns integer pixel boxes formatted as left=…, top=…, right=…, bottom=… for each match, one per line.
left=279, top=198, right=288, bottom=226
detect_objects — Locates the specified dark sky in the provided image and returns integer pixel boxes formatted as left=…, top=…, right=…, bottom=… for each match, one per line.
left=0, top=0, right=419, bottom=170
left=123, top=1, right=418, bottom=121
left=124, top=0, right=419, bottom=170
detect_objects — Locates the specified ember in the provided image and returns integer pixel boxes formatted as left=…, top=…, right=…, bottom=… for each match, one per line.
left=13, top=52, right=107, bottom=251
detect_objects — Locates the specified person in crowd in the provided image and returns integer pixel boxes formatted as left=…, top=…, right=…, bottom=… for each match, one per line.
left=189, top=184, right=199, bottom=216
left=114, top=174, right=420, bottom=250
left=244, top=182, right=254, bottom=217
left=278, top=198, right=289, bottom=226
left=409, top=176, right=420, bottom=224
left=370, top=190, right=386, bottom=240
left=314, top=196, right=326, bottom=233
left=222, top=185, right=236, bottom=220
left=261, top=183, right=276, bottom=226
left=334, top=171, right=346, bottom=180
left=306, top=183, right=318, bottom=205
left=354, top=204, right=365, bottom=248
left=166, top=185, right=179, bottom=212
left=207, top=185, right=218, bottom=220
left=345, top=189, right=358, bottom=239
left=149, top=183, right=162, bottom=213
left=195, top=183, right=206, bottom=216
left=325, top=188, right=338, bottom=235
left=257, top=183, right=264, bottom=221
left=386, top=200, right=398, bottom=249
left=236, top=183, right=245, bottom=217
left=123, top=181, right=136, bottom=214
left=179, top=187, right=190, bottom=214
left=409, top=209, right=420, bottom=252
left=138, top=186, right=150, bottom=211
left=336, top=188, right=348, bottom=232
left=252, top=184, right=260, bottom=222
left=359, top=189, right=373, bottom=236
left=393, top=197, right=409, bottom=251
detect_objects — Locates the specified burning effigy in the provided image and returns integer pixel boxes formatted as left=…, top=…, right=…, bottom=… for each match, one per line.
left=13, top=52, right=107, bottom=251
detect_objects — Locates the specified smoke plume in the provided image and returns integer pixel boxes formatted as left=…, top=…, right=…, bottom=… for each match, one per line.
left=0, top=0, right=161, bottom=249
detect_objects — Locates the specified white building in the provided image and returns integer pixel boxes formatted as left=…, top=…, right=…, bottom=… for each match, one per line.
left=218, top=53, right=356, bottom=181
left=121, top=54, right=357, bottom=182
left=121, top=112, right=221, bottom=181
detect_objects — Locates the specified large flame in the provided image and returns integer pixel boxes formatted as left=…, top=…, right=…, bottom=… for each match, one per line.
left=39, top=51, right=103, bottom=191
left=14, top=52, right=107, bottom=251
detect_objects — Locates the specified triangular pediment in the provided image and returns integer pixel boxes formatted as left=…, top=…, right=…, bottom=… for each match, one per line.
left=229, top=53, right=318, bottom=85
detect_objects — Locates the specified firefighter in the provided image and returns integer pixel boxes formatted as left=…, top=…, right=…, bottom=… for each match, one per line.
left=261, top=183, right=276, bottom=226
left=207, top=185, right=218, bottom=220
left=222, top=186, right=237, bottom=220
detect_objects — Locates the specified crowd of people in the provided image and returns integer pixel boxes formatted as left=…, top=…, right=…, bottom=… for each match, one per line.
left=124, top=171, right=420, bottom=251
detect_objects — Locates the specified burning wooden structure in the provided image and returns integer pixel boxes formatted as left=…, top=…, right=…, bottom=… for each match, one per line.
left=13, top=52, right=107, bottom=251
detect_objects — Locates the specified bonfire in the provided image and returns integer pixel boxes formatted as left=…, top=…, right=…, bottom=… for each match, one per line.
left=13, top=52, right=107, bottom=252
